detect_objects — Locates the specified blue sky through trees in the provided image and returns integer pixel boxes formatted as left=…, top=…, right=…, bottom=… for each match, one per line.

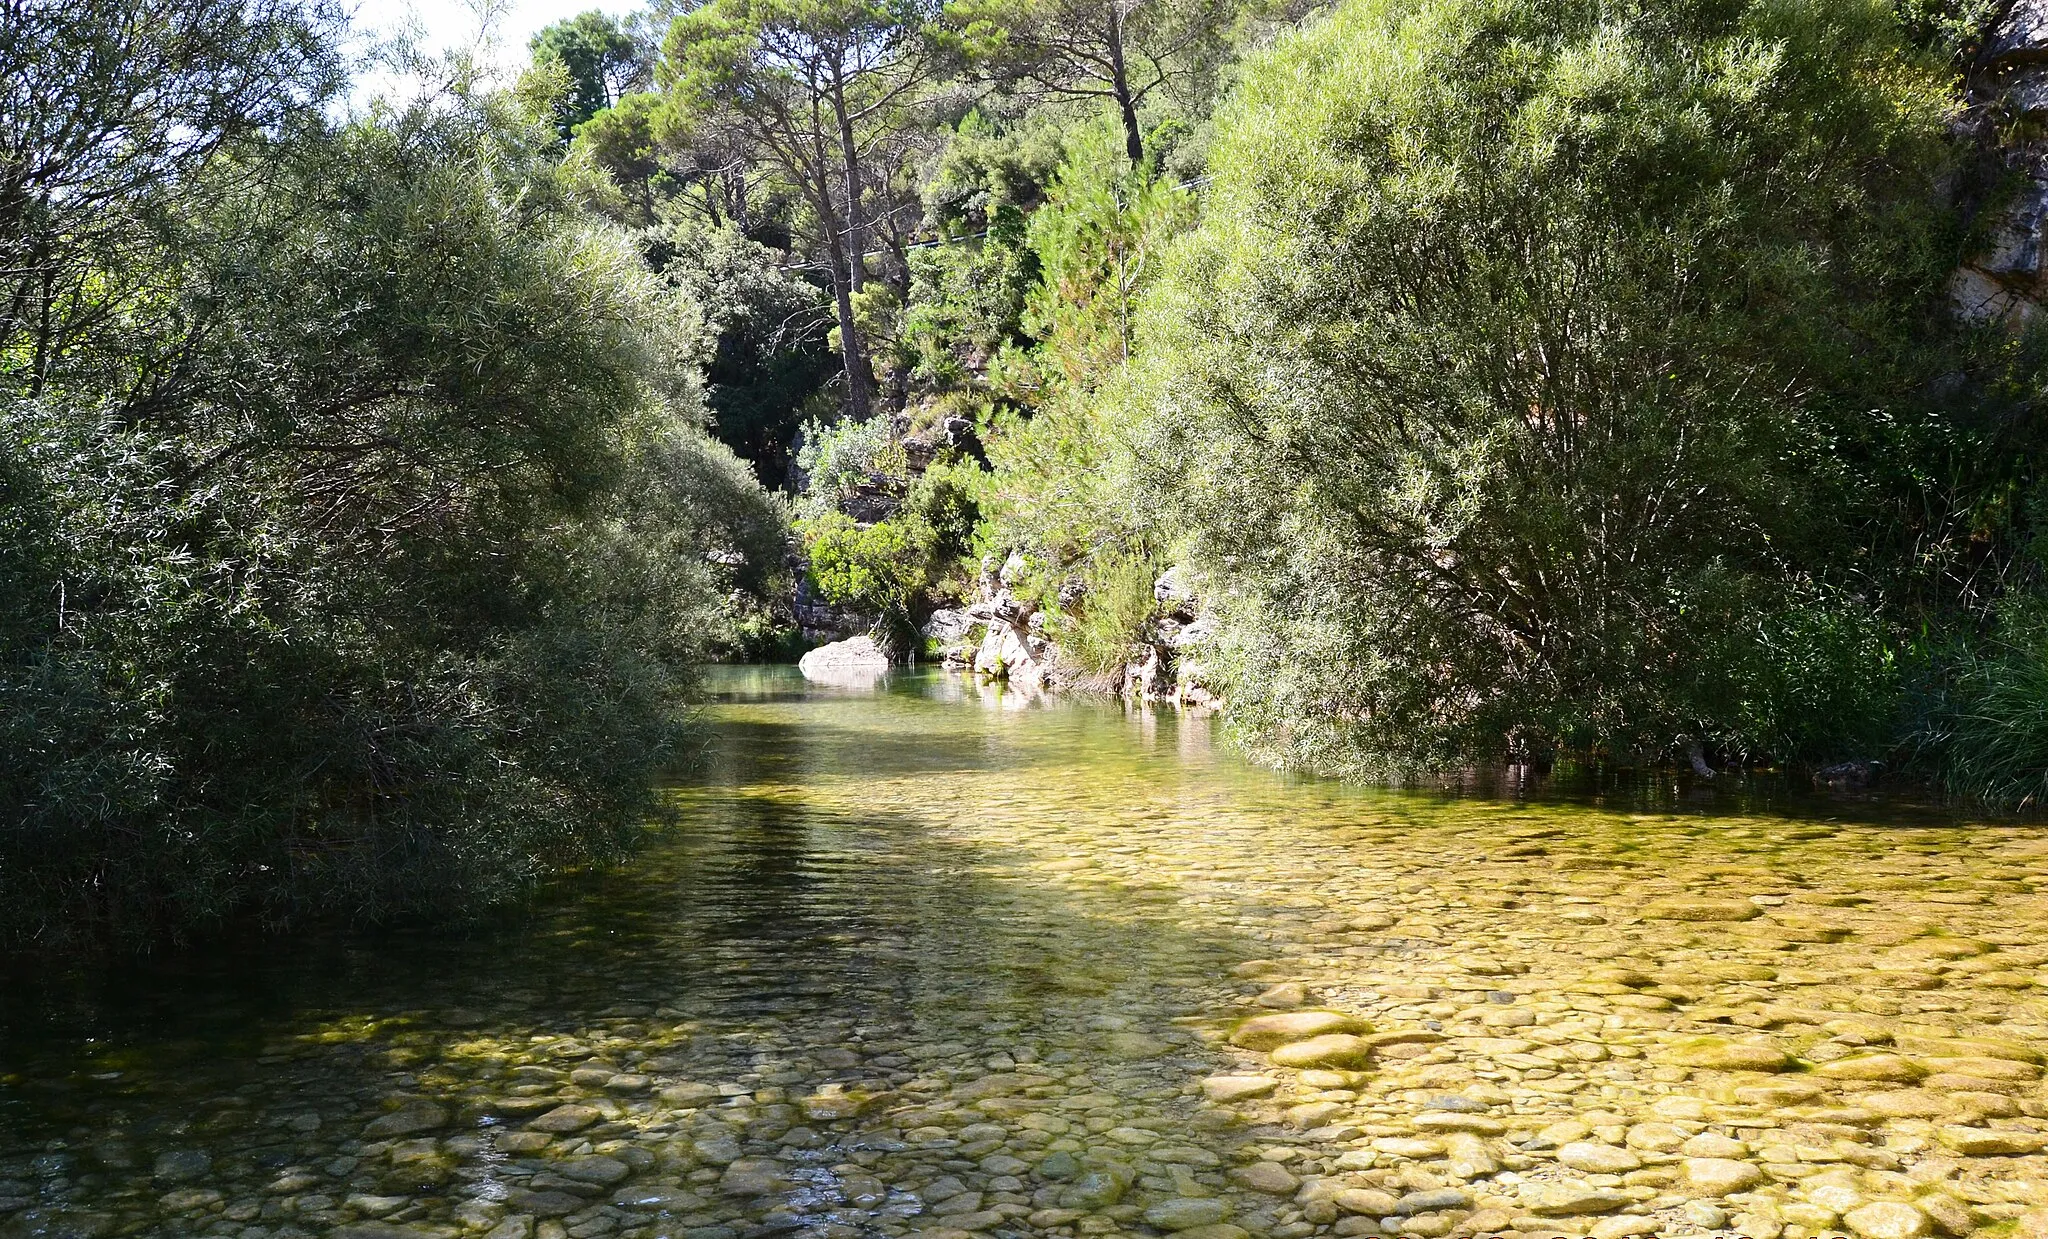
left=348, top=0, right=638, bottom=80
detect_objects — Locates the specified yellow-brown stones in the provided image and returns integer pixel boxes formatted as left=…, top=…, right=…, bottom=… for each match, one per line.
left=1643, top=898, right=1763, bottom=921
left=1817, top=1054, right=1927, bottom=1082
left=1685, top=1156, right=1766, bottom=1196
left=1268, top=1032, right=1373, bottom=1068
left=1936, top=1125, right=2048, bottom=1155
left=1842, top=1201, right=1933, bottom=1239
left=798, top=1085, right=879, bottom=1121
left=1661, top=1035, right=1796, bottom=1072
left=21, top=681, right=2048, bottom=1239
left=1198, top=1074, right=1277, bottom=1102
left=1226, top=1010, right=1370, bottom=1050
left=1253, top=981, right=1307, bottom=1008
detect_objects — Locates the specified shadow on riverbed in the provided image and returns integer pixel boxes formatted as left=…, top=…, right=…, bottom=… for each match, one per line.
left=0, top=689, right=1270, bottom=1238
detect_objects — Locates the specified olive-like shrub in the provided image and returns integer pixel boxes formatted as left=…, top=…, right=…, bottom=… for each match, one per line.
left=1138, top=0, right=1958, bottom=775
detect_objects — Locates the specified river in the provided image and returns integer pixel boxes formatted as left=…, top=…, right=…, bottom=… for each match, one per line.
left=2, top=667, right=2046, bottom=1239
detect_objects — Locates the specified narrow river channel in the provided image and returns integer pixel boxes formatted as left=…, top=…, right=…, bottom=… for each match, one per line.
left=4, top=667, right=2047, bottom=1239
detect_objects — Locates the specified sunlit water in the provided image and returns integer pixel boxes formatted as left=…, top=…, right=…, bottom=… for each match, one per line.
left=3, top=667, right=2046, bottom=1239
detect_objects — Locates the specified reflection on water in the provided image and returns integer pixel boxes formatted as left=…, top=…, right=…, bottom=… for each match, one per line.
left=2, top=667, right=2045, bottom=1239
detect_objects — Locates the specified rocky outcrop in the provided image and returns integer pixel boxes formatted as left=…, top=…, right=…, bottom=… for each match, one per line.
left=898, top=410, right=981, bottom=470
left=923, top=554, right=1057, bottom=688
left=921, top=607, right=976, bottom=649
left=790, top=575, right=866, bottom=647
left=1955, top=0, right=2048, bottom=320
left=923, top=555, right=1220, bottom=704
left=1119, top=568, right=1224, bottom=709
left=971, top=554, right=1056, bottom=688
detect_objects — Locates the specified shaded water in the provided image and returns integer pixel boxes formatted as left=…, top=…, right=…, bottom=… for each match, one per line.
left=3, top=667, right=2047, bottom=1239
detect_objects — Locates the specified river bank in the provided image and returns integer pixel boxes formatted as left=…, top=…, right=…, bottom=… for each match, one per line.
left=2, top=668, right=2044, bottom=1239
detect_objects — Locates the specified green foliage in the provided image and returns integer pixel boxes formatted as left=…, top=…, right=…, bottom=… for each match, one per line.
left=533, top=10, right=652, bottom=137
left=796, top=433, right=985, bottom=634
left=0, top=0, right=343, bottom=376
left=948, top=0, right=1240, bottom=165
left=658, top=222, right=839, bottom=483
left=901, top=219, right=1039, bottom=389
left=1047, top=545, right=1160, bottom=684
left=904, top=454, right=987, bottom=561
left=572, top=92, right=670, bottom=221
left=923, top=109, right=1069, bottom=234
left=1904, top=599, right=2048, bottom=810
left=970, top=125, right=1190, bottom=654
left=1704, top=584, right=1903, bottom=763
left=1138, top=0, right=1961, bottom=775
left=662, top=0, right=943, bottom=421
left=897, top=113, right=1070, bottom=391
left=1025, top=121, right=1195, bottom=385
left=0, top=51, right=788, bottom=947
left=1892, top=0, right=2003, bottom=61
left=611, top=426, right=797, bottom=654
left=796, top=415, right=908, bottom=516
left=800, top=511, right=939, bottom=629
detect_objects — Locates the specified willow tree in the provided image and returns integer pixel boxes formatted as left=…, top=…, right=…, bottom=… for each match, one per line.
left=1139, top=0, right=1961, bottom=774
left=0, top=0, right=340, bottom=394
left=664, top=0, right=940, bottom=421
left=0, top=5, right=789, bottom=947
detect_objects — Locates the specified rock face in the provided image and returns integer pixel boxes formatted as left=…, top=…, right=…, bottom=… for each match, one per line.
left=921, top=608, right=975, bottom=648
left=1119, top=567, right=1223, bottom=707
left=927, top=555, right=1221, bottom=704
left=1957, top=0, right=2048, bottom=319
left=937, top=553, right=1055, bottom=688
left=974, top=618, right=1050, bottom=685
left=797, top=635, right=891, bottom=685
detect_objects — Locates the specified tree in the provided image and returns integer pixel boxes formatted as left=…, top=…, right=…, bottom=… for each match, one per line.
left=0, top=22, right=788, bottom=945
left=573, top=91, right=670, bottom=220
left=660, top=221, right=841, bottom=483
left=0, top=0, right=341, bottom=395
left=664, top=0, right=940, bottom=422
left=950, top=0, right=1230, bottom=165
left=532, top=9, right=652, bottom=137
left=1137, top=0, right=1960, bottom=775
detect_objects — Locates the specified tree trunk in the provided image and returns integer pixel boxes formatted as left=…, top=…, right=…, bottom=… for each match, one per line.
left=829, top=74, right=867, bottom=294
left=824, top=66, right=875, bottom=419
left=1106, top=6, right=1144, bottom=166
left=819, top=203, right=873, bottom=422
left=727, top=165, right=751, bottom=239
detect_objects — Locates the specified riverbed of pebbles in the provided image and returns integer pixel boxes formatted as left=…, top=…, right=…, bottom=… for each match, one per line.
left=4, top=683, right=2047, bottom=1239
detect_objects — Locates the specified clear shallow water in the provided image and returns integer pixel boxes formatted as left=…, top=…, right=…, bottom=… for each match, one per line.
left=3, top=667, right=2046, bottom=1239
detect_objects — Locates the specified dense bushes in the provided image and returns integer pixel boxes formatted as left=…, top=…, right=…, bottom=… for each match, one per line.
left=1132, top=0, right=1967, bottom=776
left=969, top=124, right=1191, bottom=634
left=1910, top=601, right=2048, bottom=810
left=0, top=12, right=787, bottom=948
left=793, top=417, right=985, bottom=644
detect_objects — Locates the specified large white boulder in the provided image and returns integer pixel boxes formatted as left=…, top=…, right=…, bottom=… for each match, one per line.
left=798, top=635, right=891, bottom=687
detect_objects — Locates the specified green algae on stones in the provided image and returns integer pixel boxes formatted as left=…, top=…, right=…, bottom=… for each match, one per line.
left=1226, top=1010, right=1369, bottom=1050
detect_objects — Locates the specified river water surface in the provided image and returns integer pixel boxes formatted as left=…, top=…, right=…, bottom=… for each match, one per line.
left=4, top=668, right=2048, bottom=1239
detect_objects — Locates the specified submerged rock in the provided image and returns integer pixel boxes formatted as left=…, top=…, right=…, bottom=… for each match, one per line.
left=1661, top=1035, right=1793, bottom=1072
left=363, top=1100, right=448, bottom=1138
left=1228, top=1010, right=1370, bottom=1050
left=150, top=1150, right=211, bottom=1184
left=1269, top=1033, right=1373, bottom=1068
left=1144, top=1198, right=1229, bottom=1230
left=1200, top=1075, right=1278, bottom=1102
